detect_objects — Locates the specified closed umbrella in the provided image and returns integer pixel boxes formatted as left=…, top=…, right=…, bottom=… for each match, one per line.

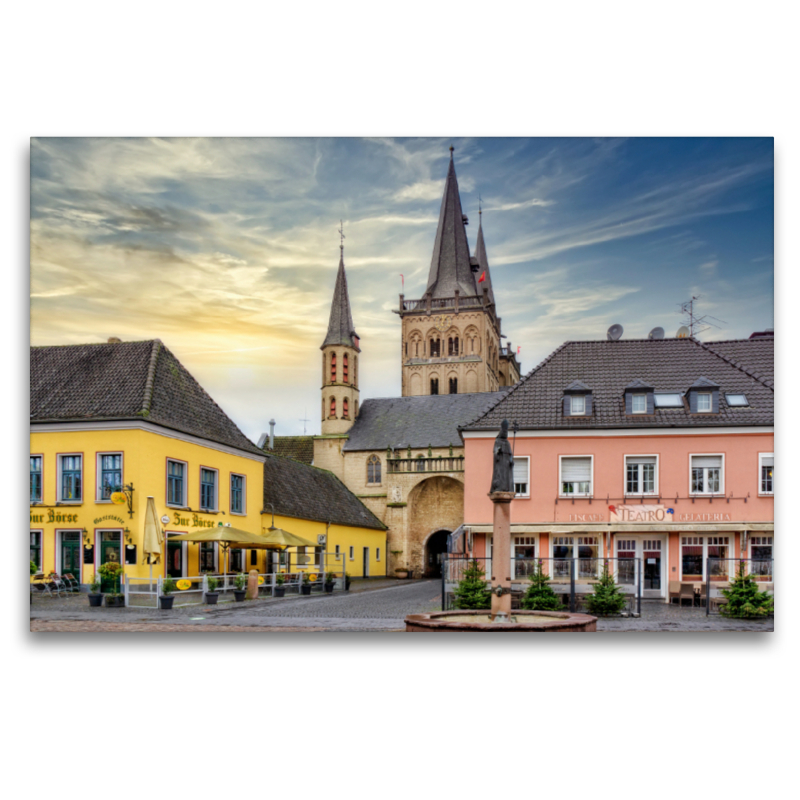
left=142, top=496, right=163, bottom=592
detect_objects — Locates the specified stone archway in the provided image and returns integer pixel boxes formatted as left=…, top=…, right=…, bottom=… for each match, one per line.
left=424, top=529, right=451, bottom=578
left=407, top=475, right=464, bottom=577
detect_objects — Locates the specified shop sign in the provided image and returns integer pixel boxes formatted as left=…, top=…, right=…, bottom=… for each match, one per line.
left=568, top=513, right=604, bottom=522
left=30, top=508, right=79, bottom=524
left=609, top=504, right=674, bottom=523
left=675, top=512, right=732, bottom=522
left=170, top=511, right=217, bottom=528
left=94, top=514, right=125, bottom=525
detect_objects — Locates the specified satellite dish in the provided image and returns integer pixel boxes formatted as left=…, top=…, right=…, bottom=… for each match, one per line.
left=676, top=326, right=690, bottom=339
left=648, top=327, right=665, bottom=340
left=607, top=324, right=624, bottom=341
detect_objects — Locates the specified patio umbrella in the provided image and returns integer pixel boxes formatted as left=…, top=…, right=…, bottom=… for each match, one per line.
left=260, top=527, right=317, bottom=548
left=142, top=496, right=163, bottom=591
left=168, top=525, right=278, bottom=577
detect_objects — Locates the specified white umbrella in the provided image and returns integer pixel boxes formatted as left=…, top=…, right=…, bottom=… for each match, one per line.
left=142, top=496, right=163, bottom=591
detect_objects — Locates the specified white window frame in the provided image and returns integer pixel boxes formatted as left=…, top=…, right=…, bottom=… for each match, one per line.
left=57, top=453, right=83, bottom=503
left=624, top=454, right=659, bottom=496
left=689, top=453, right=725, bottom=496
left=570, top=395, right=586, bottom=415
left=679, top=535, right=731, bottom=581
left=559, top=455, right=594, bottom=498
left=230, top=472, right=246, bottom=515
left=696, top=392, right=712, bottom=412
left=725, top=393, right=749, bottom=407
left=758, top=453, right=774, bottom=496
left=96, top=452, right=124, bottom=503
left=166, top=458, right=188, bottom=508
left=199, top=466, right=219, bottom=512
left=631, top=394, right=647, bottom=414
left=513, top=456, right=530, bottom=498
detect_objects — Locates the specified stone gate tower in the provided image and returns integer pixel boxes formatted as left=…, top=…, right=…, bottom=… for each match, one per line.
left=396, top=148, right=521, bottom=396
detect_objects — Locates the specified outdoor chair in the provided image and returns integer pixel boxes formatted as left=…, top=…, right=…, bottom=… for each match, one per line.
left=30, top=573, right=52, bottom=598
left=63, top=573, right=80, bottom=593
left=678, top=583, right=696, bottom=607
left=48, top=573, right=68, bottom=598
left=696, top=584, right=707, bottom=608
left=668, top=581, right=681, bottom=604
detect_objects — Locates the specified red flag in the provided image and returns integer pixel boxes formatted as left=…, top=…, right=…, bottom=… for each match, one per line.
left=517, top=346, right=521, bottom=354
left=478, top=270, right=486, bottom=283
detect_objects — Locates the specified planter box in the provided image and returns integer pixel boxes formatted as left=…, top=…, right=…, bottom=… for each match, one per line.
left=88, top=593, right=103, bottom=607
left=205, top=592, right=219, bottom=605
left=233, top=589, right=246, bottom=602
left=301, top=585, right=312, bottom=595
left=273, top=586, right=286, bottom=598
left=159, top=595, right=175, bottom=610
left=104, top=595, right=124, bottom=608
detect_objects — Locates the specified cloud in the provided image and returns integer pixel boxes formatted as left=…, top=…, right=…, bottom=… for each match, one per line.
left=485, top=198, right=555, bottom=212
left=393, top=180, right=445, bottom=202
left=699, top=259, right=718, bottom=276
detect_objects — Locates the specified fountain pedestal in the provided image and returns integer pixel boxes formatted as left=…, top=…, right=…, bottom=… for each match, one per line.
left=489, top=490, right=515, bottom=618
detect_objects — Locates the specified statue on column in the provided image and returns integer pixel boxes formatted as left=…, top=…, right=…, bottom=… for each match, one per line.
left=490, top=419, right=515, bottom=494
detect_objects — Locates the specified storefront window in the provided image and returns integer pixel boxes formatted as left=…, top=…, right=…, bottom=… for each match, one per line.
left=750, top=536, right=773, bottom=578
left=617, top=539, right=636, bottom=585
left=513, top=536, right=536, bottom=578
left=30, top=531, right=42, bottom=570
left=200, top=541, right=216, bottom=572
left=229, top=548, right=244, bottom=573
left=681, top=536, right=730, bottom=580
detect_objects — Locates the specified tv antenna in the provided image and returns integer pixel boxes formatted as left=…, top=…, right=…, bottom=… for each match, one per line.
left=678, top=296, right=726, bottom=338
left=299, top=408, right=310, bottom=435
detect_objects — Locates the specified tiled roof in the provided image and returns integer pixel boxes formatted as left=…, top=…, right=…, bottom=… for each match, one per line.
left=343, top=391, right=509, bottom=452
left=465, top=337, right=774, bottom=431
left=261, top=436, right=315, bottom=465
left=262, top=454, right=386, bottom=530
left=322, top=250, right=359, bottom=349
left=699, top=336, right=774, bottom=388
left=30, top=340, right=263, bottom=455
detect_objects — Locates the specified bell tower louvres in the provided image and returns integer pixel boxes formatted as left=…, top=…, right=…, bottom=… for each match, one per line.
left=396, top=148, right=521, bottom=396
left=321, top=241, right=360, bottom=435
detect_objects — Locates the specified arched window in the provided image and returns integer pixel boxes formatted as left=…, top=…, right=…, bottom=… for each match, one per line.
left=430, top=338, right=440, bottom=357
left=448, top=337, right=453, bottom=356
left=367, top=455, right=381, bottom=484
left=330, top=353, right=337, bottom=382
left=343, top=397, right=349, bottom=418
left=343, top=354, right=349, bottom=383
left=330, top=397, right=336, bottom=417
left=449, top=377, right=458, bottom=394
left=430, top=378, right=439, bottom=395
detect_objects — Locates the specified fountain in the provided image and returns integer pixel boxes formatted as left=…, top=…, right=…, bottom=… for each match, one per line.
left=405, top=420, right=597, bottom=633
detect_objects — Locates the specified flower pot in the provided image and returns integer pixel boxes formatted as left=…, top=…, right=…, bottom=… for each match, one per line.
left=345, top=579, right=351, bottom=591
left=233, top=589, right=246, bottom=602
left=105, top=595, right=124, bottom=608
left=273, top=586, right=286, bottom=598
left=301, top=584, right=312, bottom=595
left=159, top=595, right=175, bottom=610
left=205, top=592, right=219, bottom=605
left=88, top=593, right=103, bottom=607
left=395, top=570, right=409, bottom=579
left=324, top=582, right=335, bottom=593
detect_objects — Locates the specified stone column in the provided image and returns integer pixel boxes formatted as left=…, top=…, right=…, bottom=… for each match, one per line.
left=489, top=491, right=515, bottom=617
left=246, top=568, right=259, bottom=600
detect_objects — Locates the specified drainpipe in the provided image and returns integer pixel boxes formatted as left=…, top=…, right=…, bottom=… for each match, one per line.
left=269, top=419, right=275, bottom=450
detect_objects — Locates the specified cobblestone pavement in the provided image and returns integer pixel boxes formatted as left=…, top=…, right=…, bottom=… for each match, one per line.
left=30, top=584, right=773, bottom=632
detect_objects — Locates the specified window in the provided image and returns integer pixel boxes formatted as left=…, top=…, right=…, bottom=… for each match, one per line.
left=616, top=539, right=637, bottom=585
left=631, top=394, right=647, bottom=414
left=250, top=549, right=258, bottom=566
left=367, top=455, right=381, bottom=484
left=513, top=536, right=536, bottom=578
left=98, top=453, right=122, bottom=500
left=376, top=547, right=381, bottom=561
left=416, top=455, right=426, bottom=472
left=726, top=393, right=749, bottom=407
left=759, top=454, right=773, bottom=495
left=30, top=531, right=42, bottom=570
left=30, top=456, right=42, bottom=503
left=330, top=397, right=336, bottom=417
left=59, top=455, right=82, bottom=502
left=697, top=393, right=712, bottom=412
left=430, top=339, right=440, bottom=357
left=690, top=455, right=723, bottom=495
left=571, top=395, right=585, bottom=415
left=560, top=456, right=592, bottom=496
left=335, top=544, right=341, bottom=560
left=200, top=542, right=217, bottom=572
left=230, top=548, right=244, bottom=573
left=230, top=474, right=245, bottom=514
left=448, top=337, right=459, bottom=356
left=750, top=536, right=773, bottom=578
left=625, top=456, right=657, bottom=495
left=349, top=546, right=354, bottom=561
left=449, top=377, right=458, bottom=394
left=681, top=536, right=730, bottom=581
left=343, top=398, right=349, bottom=418
left=654, top=393, right=683, bottom=408
left=200, top=468, right=218, bottom=510
left=167, top=459, right=186, bottom=506
left=513, top=457, right=529, bottom=497
left=330, top=353, right=337, bottom=382
left=343, top=354, right=349, bottom=383
left=430, top=378, right=439, bottom=395
left=553, top=536, right=599, bottom=578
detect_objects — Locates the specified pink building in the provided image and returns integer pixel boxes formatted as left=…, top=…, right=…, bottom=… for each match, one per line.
left=460, top=334, right=774, bottom=601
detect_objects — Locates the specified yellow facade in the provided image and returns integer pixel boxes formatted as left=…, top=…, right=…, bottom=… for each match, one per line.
left=30, top=424, right=265, bottom=584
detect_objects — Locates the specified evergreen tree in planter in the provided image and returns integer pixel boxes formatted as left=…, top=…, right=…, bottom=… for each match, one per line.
left=453, top=560, right=491, bottom=610
left=584, top=565, right=628, bottom=616
left=520, top=562, right=564, bottom=611
left=720, top=564, right=774, bottom=618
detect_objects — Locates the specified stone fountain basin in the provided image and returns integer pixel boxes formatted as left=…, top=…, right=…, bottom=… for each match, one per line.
left=405, top=609, right=597, bottom=632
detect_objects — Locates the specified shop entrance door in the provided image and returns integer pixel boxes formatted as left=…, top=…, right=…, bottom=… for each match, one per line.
left=643, top=540, right=662, bottom=590
left=61, top=531, right=81, bottom=579
left=167, top=540, right=184, bottom=578
left=99, top=531, right=122, bottom=566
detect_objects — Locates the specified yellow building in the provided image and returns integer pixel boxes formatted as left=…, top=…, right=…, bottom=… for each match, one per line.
left=30, top=338, right=386, bottom=585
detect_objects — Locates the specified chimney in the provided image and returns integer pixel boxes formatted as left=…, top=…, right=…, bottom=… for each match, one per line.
left=269, top=419, right=275, bottom=450
left=107, top=337, right=122, bottom=343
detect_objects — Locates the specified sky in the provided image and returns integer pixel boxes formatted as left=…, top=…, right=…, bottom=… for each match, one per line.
left=30, top=137, right=774, bottom=443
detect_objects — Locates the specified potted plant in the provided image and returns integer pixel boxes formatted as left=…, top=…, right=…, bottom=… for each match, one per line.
left=160, top=576, right=176, bottom=609
left=233, top=573, right=247, bottom=602
left=205, top=575, right=220, bottom=605
left=301, top=572, right=313, bottom=595
left=98, top=561, right=123, bottom=594
left=274, top=572, right=286, bottom=598
left=344, top=572, right=352, bottom=591
left=105, top=588, right=124, bottom=608
left=88, top=572, right=103, bottom=607
left=324, top=572, right=336, bottom=593
left=395, top=567, right=409, bottom=579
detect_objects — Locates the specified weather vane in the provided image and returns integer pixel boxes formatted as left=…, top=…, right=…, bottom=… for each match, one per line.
left=338, top=219, right=345, bottom=251
left=479, top=192, right=482, bottom=218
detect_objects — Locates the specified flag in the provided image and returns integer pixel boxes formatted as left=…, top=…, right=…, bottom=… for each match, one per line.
left=478, top=271, right=486, bottom=283
left=517, top=346, right=521, bottom=354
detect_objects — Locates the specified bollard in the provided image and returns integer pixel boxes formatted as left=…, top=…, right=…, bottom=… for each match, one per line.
left=246, top=568, right=259, bottom=600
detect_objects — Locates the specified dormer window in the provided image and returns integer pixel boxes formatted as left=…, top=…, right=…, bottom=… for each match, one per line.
left=697, top=393, right=712, bottom=412
left=563, top=380, right=592, bottom=417
left=571, top=395, right=585, bottom=414
left=631, top=394, right=647, bottom=414
left=687, top=377, right=720, bottom=414
left=624, top=379, right=654, bottom=415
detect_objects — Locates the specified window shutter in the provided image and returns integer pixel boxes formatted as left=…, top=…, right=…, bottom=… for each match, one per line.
left=561, top=457, right=591, bottom=481
left=762, top=456, right=774, bottom=467
left=711, top=389, right=720, bottom=413
left=584, top=394, right=593, bottom=416
left=689, top=391, right=698, bottom=413
left=646, top=392, right=654, bottom=414
left=625, top=393, right=632, bottom=415
left=692, top=455, right=722, bottom=469
left=562, top=396, right=571, bottom=416
left=513, top=458, right=528, bottom=485
left=628, top=456, right=657, bottom=466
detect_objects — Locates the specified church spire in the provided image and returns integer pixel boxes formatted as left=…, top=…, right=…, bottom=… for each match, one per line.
left=474, top=211, right=495, bottom=306
left=425, top=148, right=476, bottom=299
left=322, top=229, right=359, bottom=350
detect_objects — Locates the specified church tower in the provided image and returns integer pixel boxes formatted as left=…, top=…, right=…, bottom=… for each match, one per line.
left=396, top=148, right=520, bottom=396
left=320, top=239, right=360, bottom=435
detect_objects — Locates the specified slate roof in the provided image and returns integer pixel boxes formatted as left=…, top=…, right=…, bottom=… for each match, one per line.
left=425, top=152, right=478, bottom=299
left=343, top=391, right=509, bottom=452
left=700, top=336, right=774, bottom=388
left=465, top=337, right=774, bottom=431
left=261, top=435, right=315, bottom=465
left=262, top=454, right=385, bottom=530
left=322, top=249, right=359, bottom=349
left=30, top=340, right=263, bottom=455
left=473, top=217, right=496, bottom=305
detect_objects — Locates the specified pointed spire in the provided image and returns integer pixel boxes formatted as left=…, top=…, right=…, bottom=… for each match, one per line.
left=322, top=235, right=359, bottom=350
left=474, top=212, right=495, bottom=306
left=425, top=148, right=476, bottom=299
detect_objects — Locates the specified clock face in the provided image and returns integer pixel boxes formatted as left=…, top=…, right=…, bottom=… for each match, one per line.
left=434, top=315, right=451, bottom=333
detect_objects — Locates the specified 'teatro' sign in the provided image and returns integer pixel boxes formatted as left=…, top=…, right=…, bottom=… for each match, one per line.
left=609, top=505, right=674, bottom=523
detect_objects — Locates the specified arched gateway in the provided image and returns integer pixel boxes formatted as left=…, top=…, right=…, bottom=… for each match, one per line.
left=424, top=529, right=451, bottom=578
left=407, top=476, right=463, bottom=577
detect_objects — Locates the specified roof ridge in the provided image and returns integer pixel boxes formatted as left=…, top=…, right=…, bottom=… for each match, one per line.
left=691, top=338, right=774, bottom=391
left=141, top=339, right=162, bottom=415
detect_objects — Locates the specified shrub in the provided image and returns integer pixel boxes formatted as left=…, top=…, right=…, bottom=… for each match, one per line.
left=275, top=572, right=286, bottom=585
left=206, top=576, right=219, bottom=593
left=234, top=573, right=247, bottom=590
left=90, top=573, right=102, bottom=593
left=453, top=560, right=491, bottom=610
left=520, top=562, right=564, bottom=611
left=30, top=560, right=37, bottom=575
left=584, top=565, right=628, bottom=616
left=720, top=564, right=774, bottom=618
left=161, top=576, right=176, bottom=595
